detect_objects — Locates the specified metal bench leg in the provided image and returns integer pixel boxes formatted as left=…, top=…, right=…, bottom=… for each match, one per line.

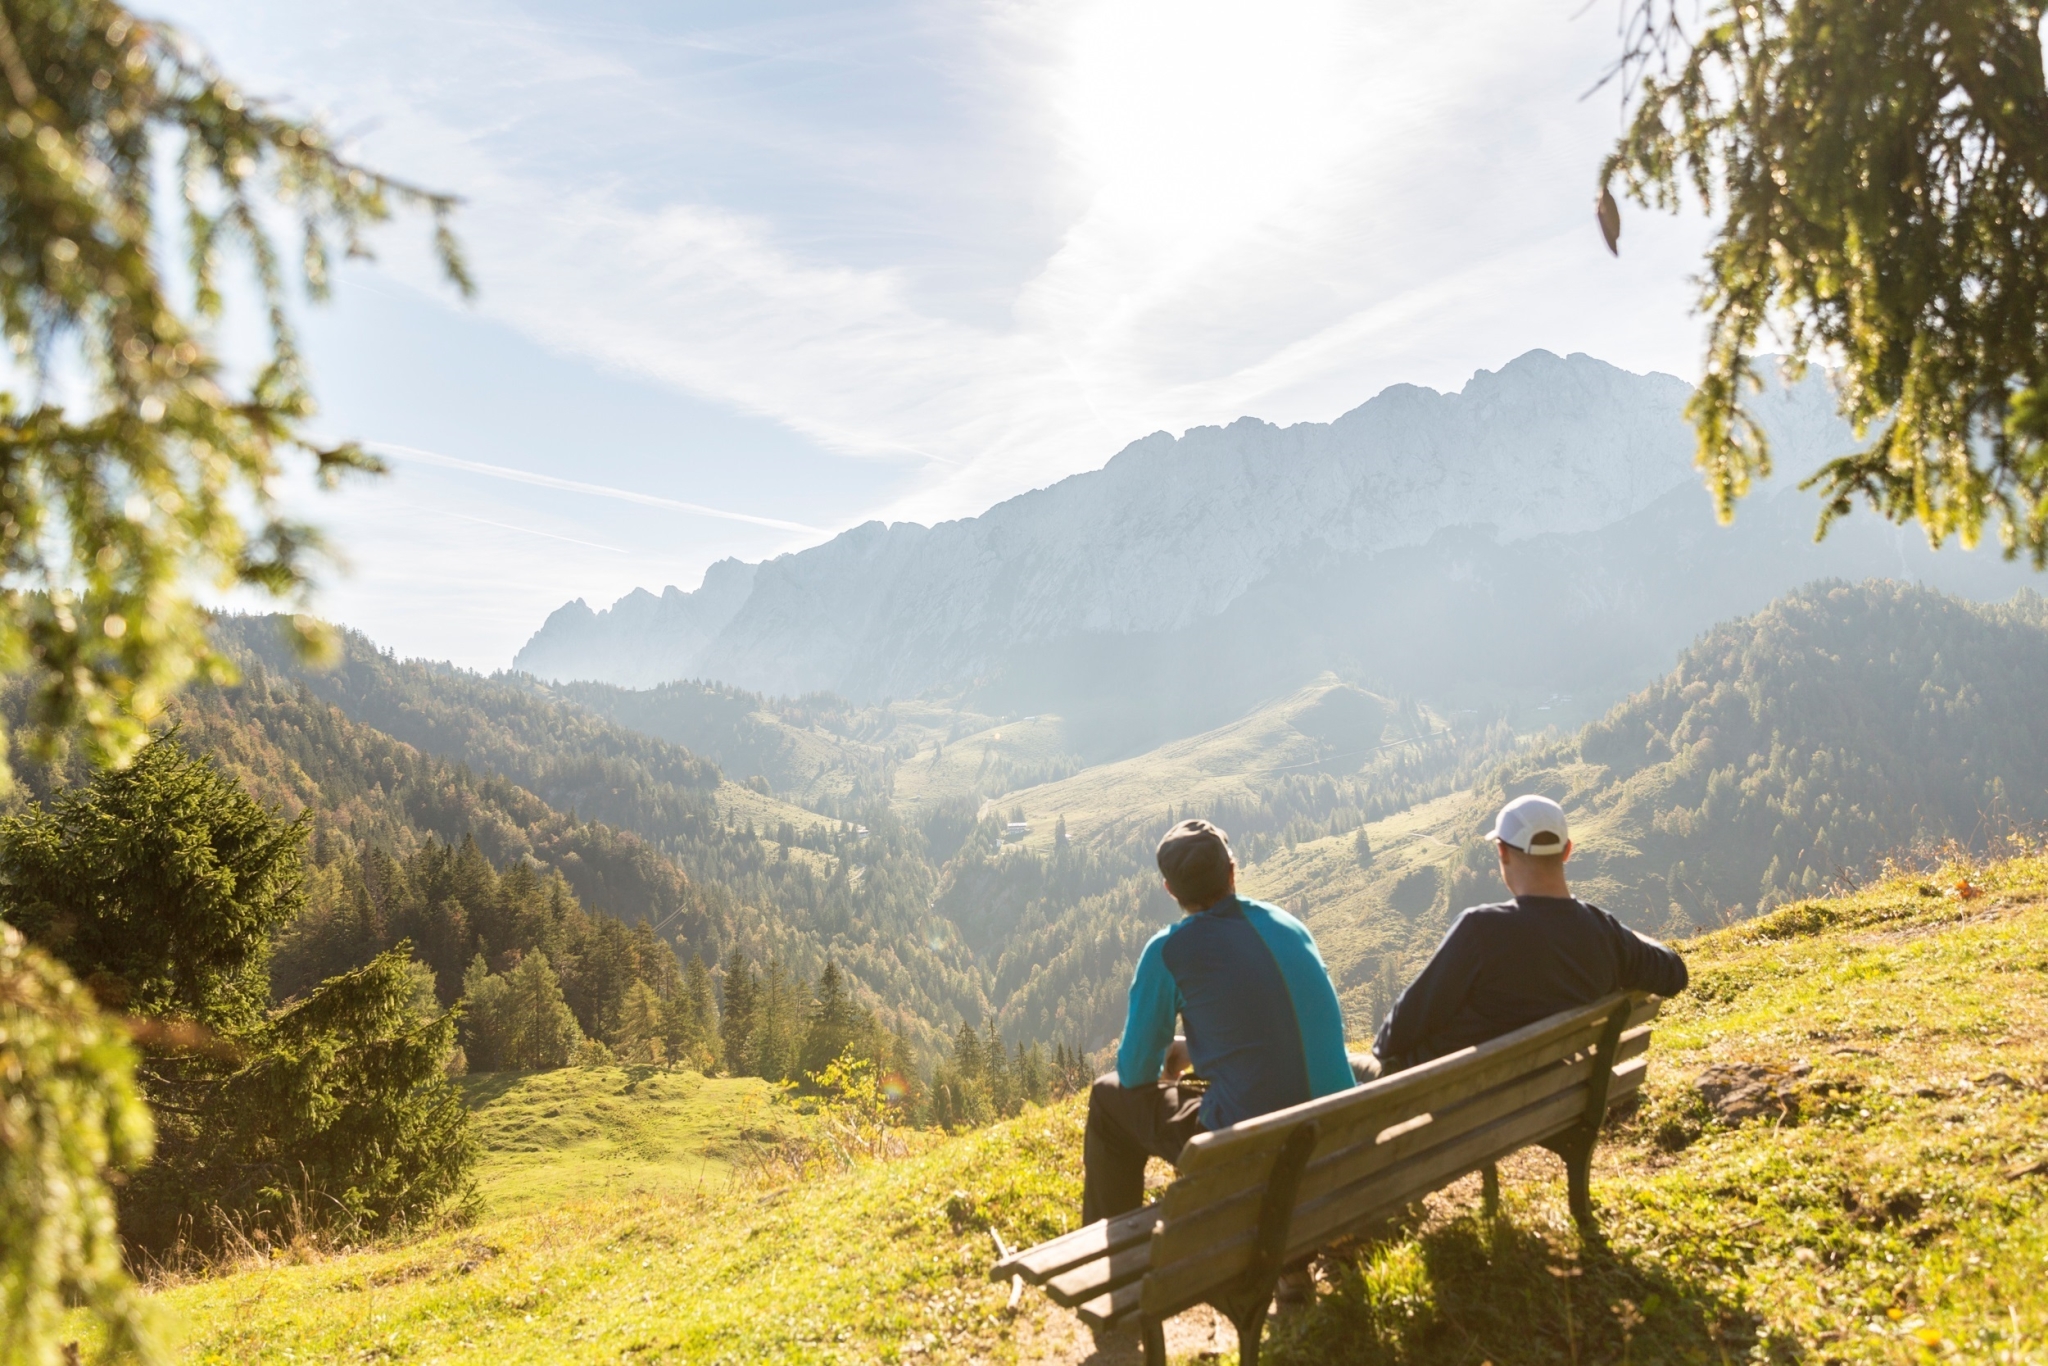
left=1141, top=1317, right=1166, bottom=1365
left=1564, top=1139, right=1594, bottom=1225
left=1218, top=1120, right=1321, bottom=1366
left=1235, top=1305, right=1265, bottom=1366
left=1563, top=1000, right=1631, bottom=1230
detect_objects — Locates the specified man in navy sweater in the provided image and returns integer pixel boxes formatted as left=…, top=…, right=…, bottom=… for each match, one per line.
left=1084, top=819, right=1355, bottom=1224
left=1372, top=794, right=1689, bottom=1074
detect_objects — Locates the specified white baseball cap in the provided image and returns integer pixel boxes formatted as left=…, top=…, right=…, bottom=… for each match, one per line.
left=1488, top=794, right=1570, bottom=855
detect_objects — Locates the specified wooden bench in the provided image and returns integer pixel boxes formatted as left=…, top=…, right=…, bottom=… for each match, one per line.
left=990, top=990, right=1659, bottom=1365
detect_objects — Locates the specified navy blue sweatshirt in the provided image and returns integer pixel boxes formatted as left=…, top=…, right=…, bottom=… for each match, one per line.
left=1373, top=895, right=1688, bottom=1072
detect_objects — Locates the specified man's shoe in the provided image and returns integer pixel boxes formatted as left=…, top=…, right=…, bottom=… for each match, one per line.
left=1272, top=1266, right=1315, bottom=1318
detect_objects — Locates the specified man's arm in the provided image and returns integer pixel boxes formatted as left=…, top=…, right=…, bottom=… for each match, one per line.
left=1373, top=913, right=1486, bottom=1064
left=1602, top=909, right=1689, bottom=996
left=1115, top=934, right=1181, bottom=1087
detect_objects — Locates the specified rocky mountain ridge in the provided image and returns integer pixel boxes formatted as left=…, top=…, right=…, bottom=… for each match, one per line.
left=521, top=350, right=1821, bottom=697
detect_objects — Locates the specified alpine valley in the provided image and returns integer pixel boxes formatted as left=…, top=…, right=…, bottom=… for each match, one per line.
left=66, top=350, right=2033, bottom=1069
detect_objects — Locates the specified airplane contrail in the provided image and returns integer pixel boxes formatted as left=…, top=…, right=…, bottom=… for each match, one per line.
left=369, top=441, right=822, bottom=534
left=447, top=512, right=629, bottom=554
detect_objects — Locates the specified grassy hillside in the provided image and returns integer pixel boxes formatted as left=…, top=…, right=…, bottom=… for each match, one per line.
left=890, top=712, right=1083, bottom=812
left=120, top=848, right=2048, bottom=1362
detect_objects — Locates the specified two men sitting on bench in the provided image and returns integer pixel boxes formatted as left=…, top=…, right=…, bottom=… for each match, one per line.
left=1085, top=797, right=1689, bottom=1229
left=1368, top=794, right=1688, bottom=1075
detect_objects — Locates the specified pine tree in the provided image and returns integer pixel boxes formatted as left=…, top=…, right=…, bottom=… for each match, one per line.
left=666, top=952, right=720, bottom=1073
left=451, top=835, right=501, bottom=958
left=1018, top=1041, right=1047, bottom=1106
left=614, top=980, right=666, bottom=1065
left=459, top=954, right=508, bottom=1071
left=952, top=1021, right=985, bottom=1080
left=720, top=953, right=758, bottom=1076
left=885, top=1028, right=920, bottom=1113
left=801, top=960, right=861, bottom=1080
left=502, top=952, right=582, bottom=1070
left=184, top=944, right=473, bottom=1249
left=984, top=1022, right=1015, bottom=1117
left=749, top=954, right=803, bottom=1082
left=0, top=731, right=306, bottom=1031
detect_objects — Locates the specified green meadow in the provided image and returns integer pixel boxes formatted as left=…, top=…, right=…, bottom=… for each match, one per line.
left=458, top=1068, right=798, bottom=1218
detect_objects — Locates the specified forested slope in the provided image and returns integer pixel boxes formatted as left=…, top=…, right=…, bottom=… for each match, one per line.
left=205, top=622, right=1527, bottom=1057
left=4, top=668, right=982, bottom=1053
left=1568, top=581, right=2048, bottom=916
left=1256, top=581, right=2048, bottom=1017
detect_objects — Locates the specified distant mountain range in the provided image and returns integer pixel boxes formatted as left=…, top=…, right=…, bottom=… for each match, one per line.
left=516, top=351, right=2034, bottom=753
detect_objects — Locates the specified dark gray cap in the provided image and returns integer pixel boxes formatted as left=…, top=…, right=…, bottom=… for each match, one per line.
left=1156, top=819, right=1234, bottom=905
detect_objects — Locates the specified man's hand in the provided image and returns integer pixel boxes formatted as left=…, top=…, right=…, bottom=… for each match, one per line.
left=1161, top=1037, right=1191, bottom=1083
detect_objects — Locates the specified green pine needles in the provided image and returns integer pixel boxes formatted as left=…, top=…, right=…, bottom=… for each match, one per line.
left=0, top=0, right=467, bottom=781
left=0, top=924, right=158, bottom=1366
left=1605, top=0, right=2048, bottom=564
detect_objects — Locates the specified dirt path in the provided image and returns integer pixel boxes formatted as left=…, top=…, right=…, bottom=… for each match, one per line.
left=1012, top=1299, right=1240, bottom=1365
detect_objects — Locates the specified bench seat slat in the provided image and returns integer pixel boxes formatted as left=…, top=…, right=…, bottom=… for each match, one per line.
left=1148, top=1060, right=1602, bottom=1282
left=1076, top=1278, right=1144, bottom=1331
left=991, top=1204, right=1160, bottom=1285
left=1044, top=1238, right=1152, bottom=1307
left=1279, top=1086, right=1592, bottom=1255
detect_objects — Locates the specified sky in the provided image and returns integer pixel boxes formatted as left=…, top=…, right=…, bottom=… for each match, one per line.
left=153, top=0, right=1715, bottom=669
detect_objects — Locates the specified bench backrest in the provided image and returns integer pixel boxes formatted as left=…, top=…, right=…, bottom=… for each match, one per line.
left=1138, top=990, right=1657, bottom=1322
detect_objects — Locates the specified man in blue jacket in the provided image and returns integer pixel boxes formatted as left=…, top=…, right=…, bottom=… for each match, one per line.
left=1084, top=818, right=1355, bottom=1224
left=1371, top=794, right=1689, bottom=1074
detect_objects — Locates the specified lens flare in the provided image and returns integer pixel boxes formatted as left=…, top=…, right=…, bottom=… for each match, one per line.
left=880, top=1072, right=910, bottom=1104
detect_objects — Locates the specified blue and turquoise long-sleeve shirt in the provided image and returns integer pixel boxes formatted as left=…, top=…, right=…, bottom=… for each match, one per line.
left=1115, top=894, right=1356, bottom=1130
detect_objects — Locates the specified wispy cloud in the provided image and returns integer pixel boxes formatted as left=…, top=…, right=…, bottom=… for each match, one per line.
left=371, top=442, right=821, bottom=533
left=300, top=0, right=1707, bottom=522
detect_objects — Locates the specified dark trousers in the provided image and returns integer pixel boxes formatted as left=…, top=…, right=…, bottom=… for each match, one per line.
left=1082, top=1072, right=1206, bottom=1224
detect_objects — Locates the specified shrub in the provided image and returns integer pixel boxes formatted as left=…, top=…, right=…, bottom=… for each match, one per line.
left=1, top=738, right=475, bottom=1256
